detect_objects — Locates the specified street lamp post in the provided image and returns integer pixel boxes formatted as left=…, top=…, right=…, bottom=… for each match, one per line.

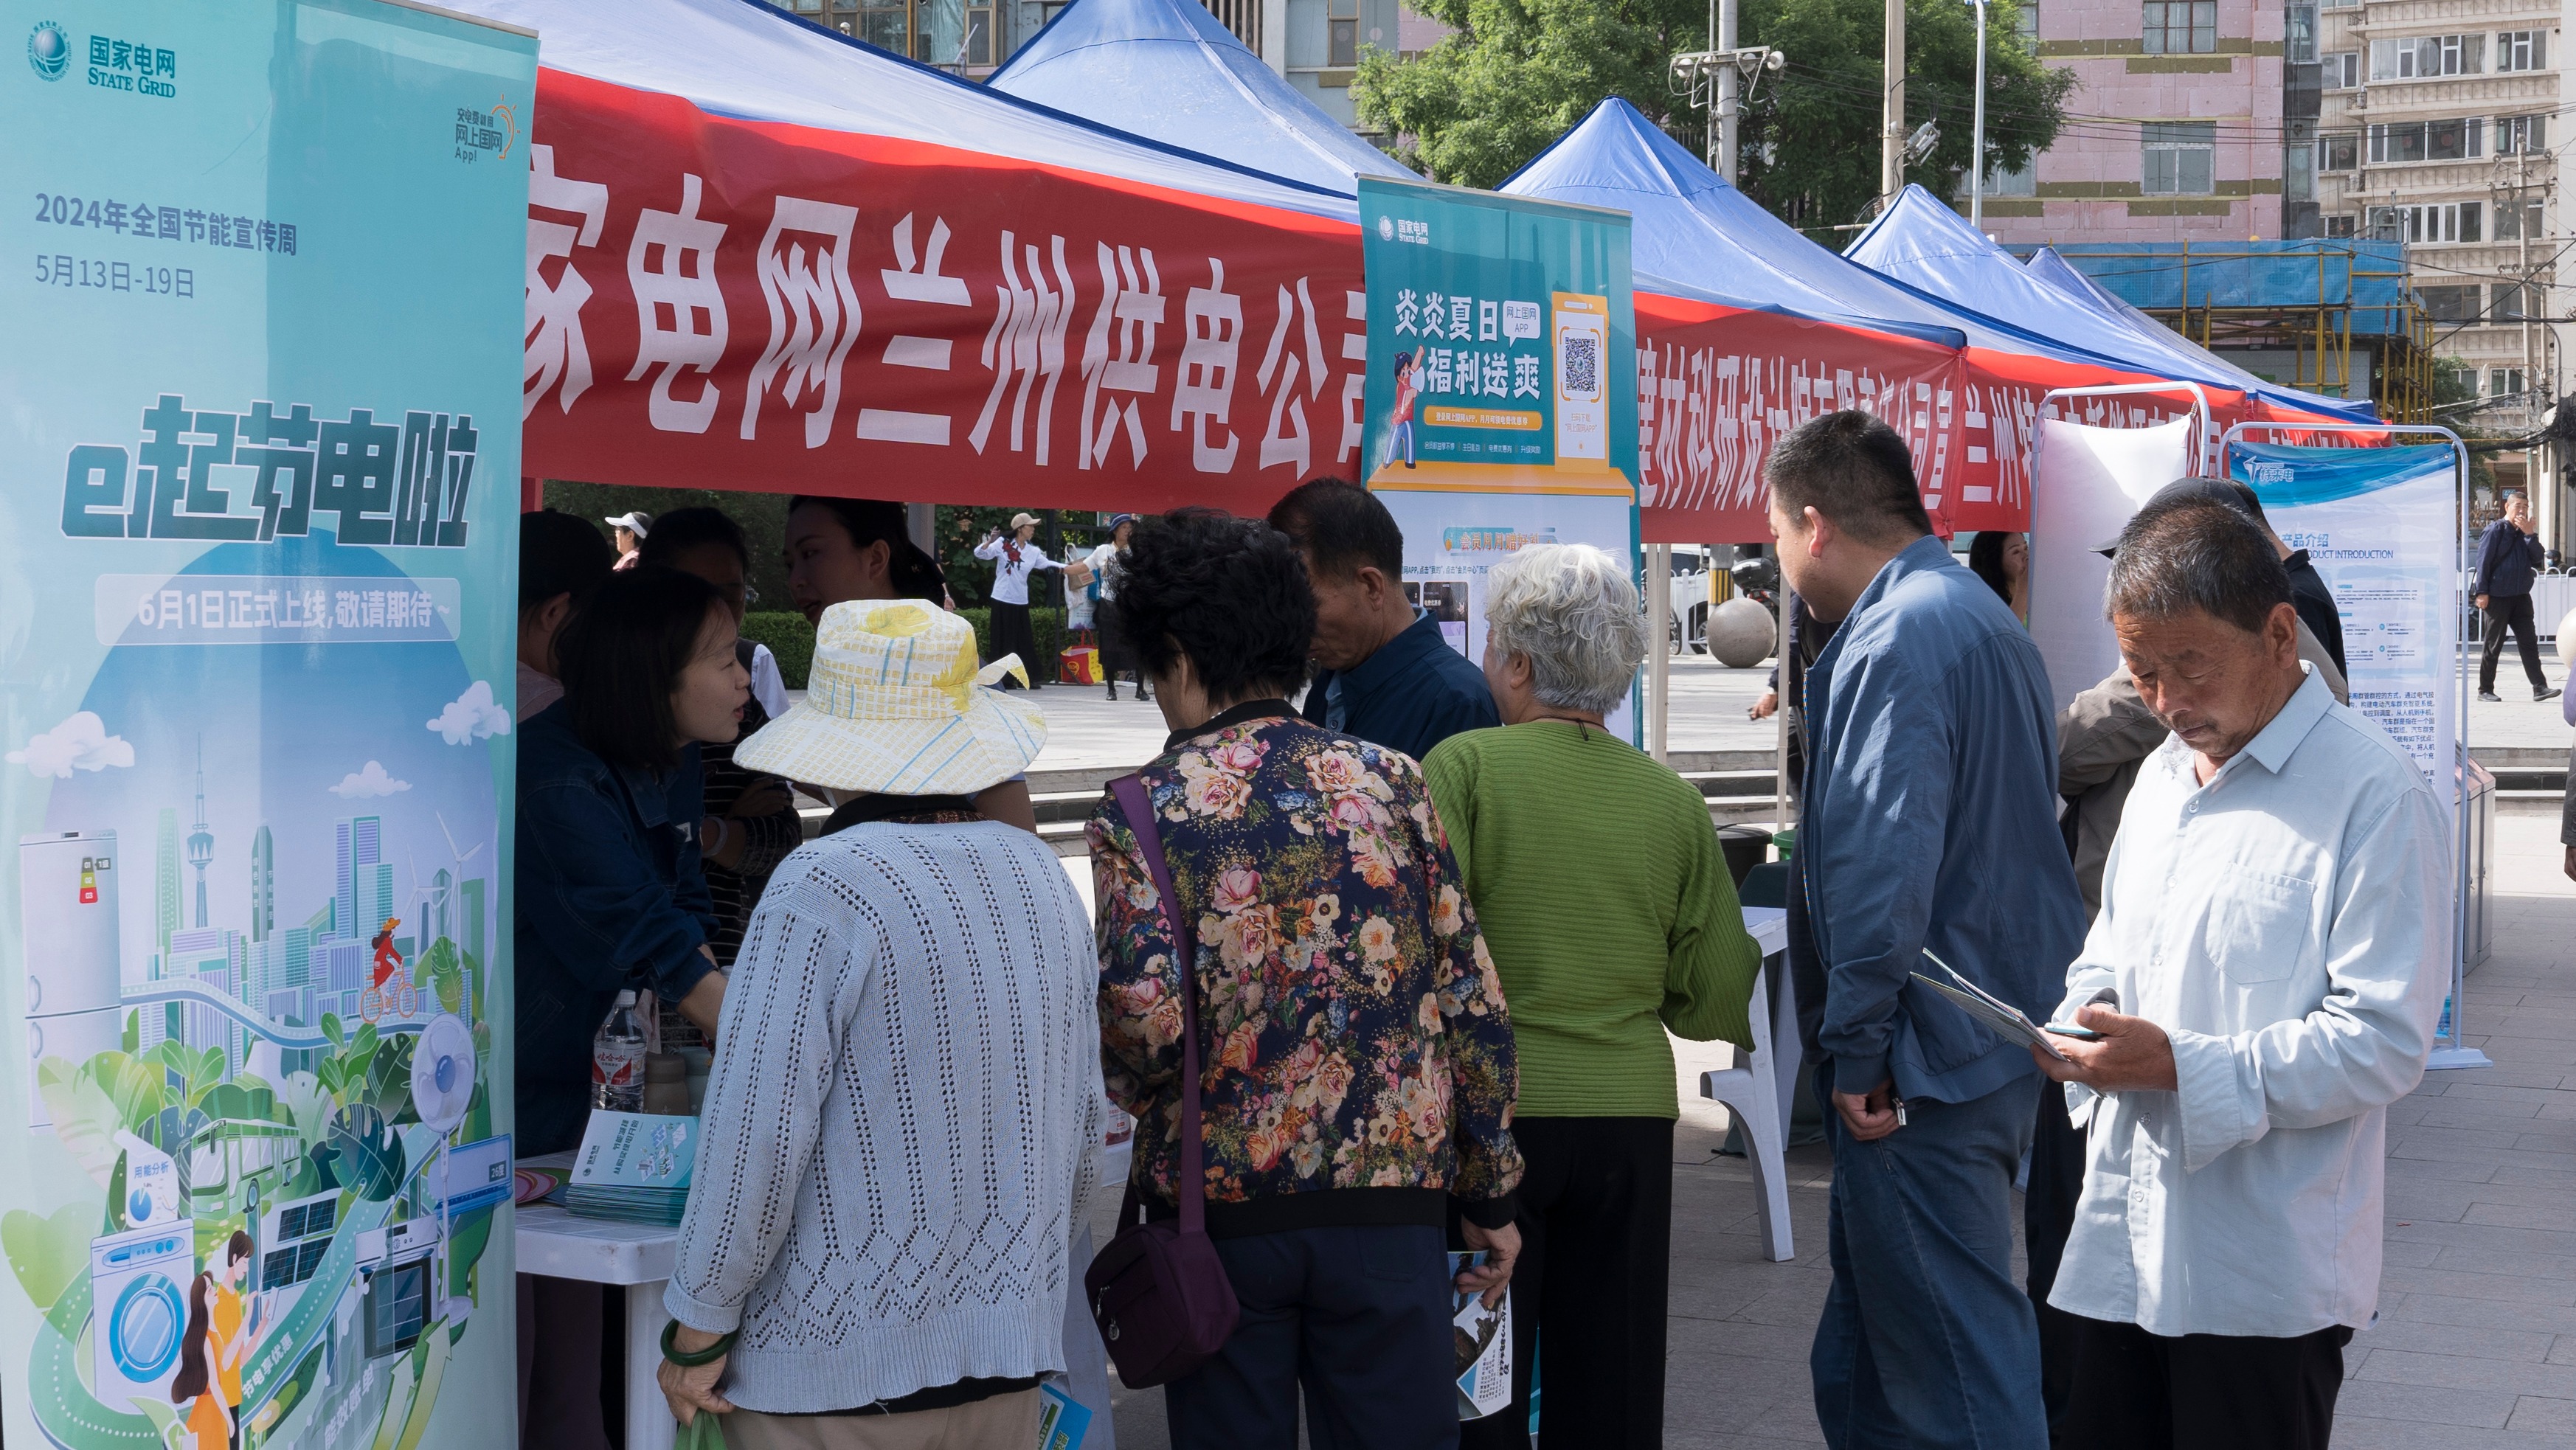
left=1969, top=0, right=1988, bottom=229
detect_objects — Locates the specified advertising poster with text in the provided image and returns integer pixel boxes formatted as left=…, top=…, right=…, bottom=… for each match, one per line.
left=2, top=4, right=533, bottom=1447
left=1358, top=178, right=1641, bottom=740
left=2232, top=443, right=2458, bottom=798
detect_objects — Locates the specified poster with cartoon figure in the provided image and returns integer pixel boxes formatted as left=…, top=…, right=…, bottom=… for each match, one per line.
left=1, top=3, right=534, bottom=1446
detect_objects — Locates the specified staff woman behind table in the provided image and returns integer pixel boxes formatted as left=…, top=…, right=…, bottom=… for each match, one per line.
left=783, top=495, right=1040, bottom=832
left=516, top=563, right=747, bottom=1155
left=638, top=508, right=803, bottom=971
left=1969, top=530, right=2029, bottom=625
left=656, top=599, right=1103, bottom=1449
left=974, top=512, right=1064, bottom=690
left=1084, top=513, right=1150, bottom=703
left=1423, top=543, right=1763, bottom=1450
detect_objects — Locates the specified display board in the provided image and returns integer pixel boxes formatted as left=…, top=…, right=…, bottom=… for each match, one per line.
left=2, top=3, right=533, bottom=1446
left=2026, top=416, right=2199, bottom=713
left=2232, top=442, right=2459, bottom=788
left=1358, top=177, right=1640, bottom=740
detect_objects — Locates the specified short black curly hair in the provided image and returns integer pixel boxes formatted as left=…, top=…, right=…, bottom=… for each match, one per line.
left=1115, top=509, right=1315, bottom=704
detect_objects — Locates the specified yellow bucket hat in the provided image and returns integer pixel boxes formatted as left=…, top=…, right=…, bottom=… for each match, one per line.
left=735, top=600, right=1045, bottom=796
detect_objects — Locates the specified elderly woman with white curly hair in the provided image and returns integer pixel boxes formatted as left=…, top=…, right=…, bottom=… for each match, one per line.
left=1424, top=542, right=1764, bottom=1450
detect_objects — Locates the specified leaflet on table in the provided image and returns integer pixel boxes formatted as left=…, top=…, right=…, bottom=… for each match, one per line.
left=572, top=1110, right=698, bottom=1188
left=1450, top=1252, right=1512, bottom=1419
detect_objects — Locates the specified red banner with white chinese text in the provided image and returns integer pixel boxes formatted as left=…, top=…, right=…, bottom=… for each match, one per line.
left=520, top=69, right=1367, bottom=515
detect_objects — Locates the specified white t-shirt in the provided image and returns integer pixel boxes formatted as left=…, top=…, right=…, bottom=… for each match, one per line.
left=973, top=535, right=1062, bottom=606
left=748, top=642, right=790, bottom=719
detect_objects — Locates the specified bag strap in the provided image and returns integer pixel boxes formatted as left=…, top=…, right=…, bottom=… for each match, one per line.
left=1109, top=774, right=1207, bottom=1237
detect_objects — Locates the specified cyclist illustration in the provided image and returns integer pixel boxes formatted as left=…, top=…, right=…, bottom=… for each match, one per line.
left=370, top=916, right=406, bottom=991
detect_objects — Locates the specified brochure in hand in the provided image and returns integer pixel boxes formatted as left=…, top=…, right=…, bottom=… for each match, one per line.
left=1033, top=1381, right=1092, bottom=1450
left=565, top=1111, right=697, bottom=1225
left=1909, top=949, right=2071, bottom=1064
left=1449, top=1252, right=1512, bottom=1420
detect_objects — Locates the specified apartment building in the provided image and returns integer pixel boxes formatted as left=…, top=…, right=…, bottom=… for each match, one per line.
left=2315, top=1, right=2561, bottom=432
left=1979, top=0, right=2290, bottom=242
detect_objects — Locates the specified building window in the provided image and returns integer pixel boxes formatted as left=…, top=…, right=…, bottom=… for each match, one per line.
left=2497, top=114, right=2549, bottom=155
left=2322, top=52, right=2359, bottom=87
left=2142, top=1, right=2215, bottom=55
left=2419, top=285, right=2478, bottom=321
left=2317, top=133, right=2358, bottom=171
left=2142, top=122, right=2216, bottom=193
left=2496, top=199, right=2546, bottom=240
left=2494, top=289, right=2537, bottom=322
left=2496, top=30, right=2546, bottom=72
left=2319, top=0, right=2358, bottom=9
left=2284, top=142, right=2314, bottom=201
left=2394, top=202, right=2482, bottom=243
left=2287, top=5, right=2316, bottom=63
left=2326, top=215, right=2357, bottom=237
left=2492, top=367, right=2529, bottom=396
left=1990, top=159, right=2037, bottom=195
left=2367, top=118, right=2485, bottom=164
left=2016, top=1, right=2037, bottom=46
left=1328, top=0, right=1358, bottom=66
left=2369, top=34, right=2485, bottom=79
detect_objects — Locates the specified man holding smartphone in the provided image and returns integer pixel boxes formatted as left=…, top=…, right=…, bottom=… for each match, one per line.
left=2035, top=497, right=2448, bottom=1449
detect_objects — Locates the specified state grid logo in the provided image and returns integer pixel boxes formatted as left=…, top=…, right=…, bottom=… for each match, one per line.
left=27, top=21, right=69, bottom=79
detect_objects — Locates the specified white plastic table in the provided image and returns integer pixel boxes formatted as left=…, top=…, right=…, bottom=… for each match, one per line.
left=516, top=1156, right=679, bottom=1450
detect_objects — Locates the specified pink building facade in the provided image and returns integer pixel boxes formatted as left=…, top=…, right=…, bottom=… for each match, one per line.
left=1982, top=0, right=2291, bottom=243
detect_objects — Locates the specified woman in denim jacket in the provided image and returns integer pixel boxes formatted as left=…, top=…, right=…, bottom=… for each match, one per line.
left=514, top=564, right=750, bottom=1156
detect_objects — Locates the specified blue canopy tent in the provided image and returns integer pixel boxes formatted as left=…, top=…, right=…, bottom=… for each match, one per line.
left=2021, top=246, right=2378, bottom=417
left=1846, top=186, right=2378, bottom=423
left=987, top=0, right=1410, bottom=195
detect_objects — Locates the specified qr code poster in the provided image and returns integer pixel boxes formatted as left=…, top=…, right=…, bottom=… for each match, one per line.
left=1553, top=293, right=1611, bottom=465
left=1355, top=175, right=1638, bottom=497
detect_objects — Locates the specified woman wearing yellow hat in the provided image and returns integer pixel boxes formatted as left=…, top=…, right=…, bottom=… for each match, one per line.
left=657, top=599, right=1106, bottom=1449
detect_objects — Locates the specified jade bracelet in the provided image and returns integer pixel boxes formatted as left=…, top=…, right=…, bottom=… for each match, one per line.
left=660, top=1319, right=739, bottom=1367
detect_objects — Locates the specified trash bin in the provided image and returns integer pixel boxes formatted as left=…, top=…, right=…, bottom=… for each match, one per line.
left=1717, top=825, right=1772, bottom=887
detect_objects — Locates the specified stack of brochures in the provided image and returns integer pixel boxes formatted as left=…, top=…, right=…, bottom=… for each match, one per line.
left=565, top=1111, right=698, bottom=1225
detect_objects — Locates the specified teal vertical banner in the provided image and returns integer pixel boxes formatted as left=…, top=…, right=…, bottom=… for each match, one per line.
left=1357, top=176, right=1637, bottom=490
left=1357, top=177, right=1643, bottom=739
left=0, top=3, right=533, bottom=1446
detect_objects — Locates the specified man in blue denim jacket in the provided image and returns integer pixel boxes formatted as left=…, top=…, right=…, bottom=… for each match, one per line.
left=1771, top=412, right=2087, bottom=1450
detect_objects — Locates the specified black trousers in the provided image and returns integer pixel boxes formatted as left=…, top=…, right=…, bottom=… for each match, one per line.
left=1458, top=1117, right=1673, bottom=1450
left=1165, top=1224, right=1456, bottom=1450
left=2063, top=1316, right=2352, bottom=1450
left=2480, top=591, right=2548, bottom=692
left=990, top=599, right=1042, bottom=689
left=2023, top=1085, right=2088, bottom=1444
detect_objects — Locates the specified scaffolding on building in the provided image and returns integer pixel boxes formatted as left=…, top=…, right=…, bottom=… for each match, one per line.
left=2017, top=240, right=2434, bottom=423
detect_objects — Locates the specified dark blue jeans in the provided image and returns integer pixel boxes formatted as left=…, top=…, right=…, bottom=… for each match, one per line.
left=1164, top=1223, right=1457, bottom=1450
left=1812, top=1066, right=2047, bottom=1450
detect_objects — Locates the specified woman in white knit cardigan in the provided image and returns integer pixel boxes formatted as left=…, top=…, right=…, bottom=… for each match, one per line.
left=656, top=600, right=1104, bottom=1449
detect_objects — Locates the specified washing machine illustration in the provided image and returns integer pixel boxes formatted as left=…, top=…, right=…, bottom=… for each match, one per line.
left=89, top=1224, right=193, bottom=1408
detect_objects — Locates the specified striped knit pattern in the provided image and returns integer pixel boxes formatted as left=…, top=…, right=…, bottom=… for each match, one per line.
left=1423, top=721, right=1763, bottom=1118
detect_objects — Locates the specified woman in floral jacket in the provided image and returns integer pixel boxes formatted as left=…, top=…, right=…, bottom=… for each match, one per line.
left=1090, top=509, right=1523, bottom=1450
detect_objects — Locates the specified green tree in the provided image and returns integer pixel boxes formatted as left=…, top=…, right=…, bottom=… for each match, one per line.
left=1738, top=0, right=2070, bottom=237
left=1354, top=0, right=2071, bottom=240
left=1355, top=0, right=1708, bottom=190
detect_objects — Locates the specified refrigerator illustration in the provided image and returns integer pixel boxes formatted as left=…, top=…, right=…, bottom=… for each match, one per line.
left=21, top=831, right=125, bottom=1129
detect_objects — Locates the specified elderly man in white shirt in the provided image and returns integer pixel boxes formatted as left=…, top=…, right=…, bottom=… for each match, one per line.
left=2033, top=496, right=2448, bottom=1450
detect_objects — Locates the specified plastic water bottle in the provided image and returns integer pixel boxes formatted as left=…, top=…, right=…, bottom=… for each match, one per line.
left=591, top=990, right=646, bottom=1112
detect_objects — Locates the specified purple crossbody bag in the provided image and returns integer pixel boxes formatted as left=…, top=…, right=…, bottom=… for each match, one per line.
left=1084, top=774, right=1242, bottom=1387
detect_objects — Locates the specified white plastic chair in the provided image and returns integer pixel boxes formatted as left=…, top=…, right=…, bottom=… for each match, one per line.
left=1699, top=963, right=1796, bottom=1262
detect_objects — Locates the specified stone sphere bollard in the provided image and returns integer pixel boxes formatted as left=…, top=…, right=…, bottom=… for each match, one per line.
left=1706, top=597, right=1778, bottom=669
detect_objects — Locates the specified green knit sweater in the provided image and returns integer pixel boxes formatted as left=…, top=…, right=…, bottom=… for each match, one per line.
left=1424, top=720, right=1762, bottom=1119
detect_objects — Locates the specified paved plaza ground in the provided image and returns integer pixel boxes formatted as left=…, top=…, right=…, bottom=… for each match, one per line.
left=996, top=644, right=2576, bottom=777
